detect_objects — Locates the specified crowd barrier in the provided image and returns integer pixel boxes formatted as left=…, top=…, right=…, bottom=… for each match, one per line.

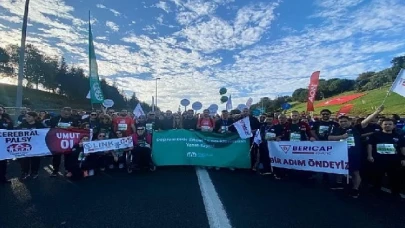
left=0, top=129, right=349, bottom=174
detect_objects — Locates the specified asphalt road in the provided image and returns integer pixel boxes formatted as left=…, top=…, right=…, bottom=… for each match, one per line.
left=1, top=159, right=404, bottom=228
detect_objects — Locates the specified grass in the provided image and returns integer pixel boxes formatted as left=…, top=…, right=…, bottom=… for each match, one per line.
left=0, top=83, right=91, bottom=114
left=290, top=85, right=405, bottom=115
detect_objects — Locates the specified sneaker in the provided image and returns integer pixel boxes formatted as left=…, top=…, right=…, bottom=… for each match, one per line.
left=65, top=172, right=72, bottom=178
left=100, top=167, right=105, bottom=172
left=229, top=168, right=235, bottom=171
left=83, top=170, right=89, bottom=177
left=329, top=184, right=345, bottom=190
left=215, top=167, right=220, bottom=170
left=127, top=167, right=133, bottom=174
left=21, top=173, right=30, bottom=180
left=108, top=164, right=114, bottom=170
left=31, top=173, right=39, bottom=179
left=349, top=189, right=360, bottom=199
left=88, top=169, right=95, bottom=176
left=118, top=163, right=124, bottom=169
left=260, top=171, right=273, bottom=176
left=50, top=172, right=58, bottom=177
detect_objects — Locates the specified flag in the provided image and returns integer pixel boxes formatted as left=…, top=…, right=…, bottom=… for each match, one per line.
left=233, top=117, right=253, bottom=139
left=246, top=97, right=253, bottom=108
left=253, top=129, right=261, bottom=145
left=86, top=91, right=90, bottom=99
left=133, top=103, right=145, bottom=118
left=307, top=71, right=320, bottom=112
left=336, top=104, right=354, bottom=117
left=88, top=12, right=104, bottom=104
left=226, top=95, right=233, bottom=111
left=390, top=69, right=405, bottom=97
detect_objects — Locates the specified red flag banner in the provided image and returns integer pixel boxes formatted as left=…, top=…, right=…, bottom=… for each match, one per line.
left=306, top=71, right=320, bottom=112
left=336, top=104, right=354, bottom=117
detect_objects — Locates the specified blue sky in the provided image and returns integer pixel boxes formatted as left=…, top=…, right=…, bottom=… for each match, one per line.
left=0, top=0, right=404, bottom=111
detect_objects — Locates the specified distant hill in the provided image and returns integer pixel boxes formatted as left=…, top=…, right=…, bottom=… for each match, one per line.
left=291, top=85, right=405, bottom=115
left=0, top=83, right=92, bottom=113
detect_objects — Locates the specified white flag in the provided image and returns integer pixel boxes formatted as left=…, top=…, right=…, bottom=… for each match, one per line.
left=233, top=117, right=253, bottom=139
left=86, top=91, right=91, bottom=99
left=253, top=129, right=261, bottom=145
left=133, top=103, right=145, bottom=118
left=226, top=95, right=233, bottom=111
left=246, top=97, right=253, bottom=108
left=391, top=69, right=405, bottom=97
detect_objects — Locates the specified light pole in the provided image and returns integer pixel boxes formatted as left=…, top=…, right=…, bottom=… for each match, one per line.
left=155, top=77, right=161, bottom=111
left=16, top=0, right=30, bottom=109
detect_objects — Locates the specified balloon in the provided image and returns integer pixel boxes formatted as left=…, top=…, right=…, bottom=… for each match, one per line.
left=192, top=102, right=202, bottom=110
left=220, top=96, right=228, bottom=103
left=180, top=99, right=190, bottom=107
left=219, top=87, right=227, bottom=95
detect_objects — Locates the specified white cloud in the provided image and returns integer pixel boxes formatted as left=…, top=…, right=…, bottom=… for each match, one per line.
left=96, top=4, right=121, bottom=16
left=156, top=1, right=171, bottom=13
left=106, top=21, right=119, bottom=31
left=96, top=4, right=107, bottom=9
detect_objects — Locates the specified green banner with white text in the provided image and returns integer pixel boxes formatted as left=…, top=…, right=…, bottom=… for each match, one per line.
left=152, top=130, right=250, bottom=168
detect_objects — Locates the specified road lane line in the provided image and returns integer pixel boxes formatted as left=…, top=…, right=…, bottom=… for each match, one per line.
left=196, top=167, right=232, bottom=228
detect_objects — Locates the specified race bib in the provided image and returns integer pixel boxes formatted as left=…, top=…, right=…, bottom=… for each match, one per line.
left=221, top=126, right=228, bottom=133
left=290, top=132, right=301, bottom=141
left=146, top=123, right=153, bottom=131
left=346, top=136, right=355, bottom=147
left=58, top=122, right=71, bottom=128
left=265, top=132, right=276, bottom=140
left=201, top=126, right=211, bottom=131
left=376, top=144, right=396, bottom=155
left=318, top=125, right=329, bottom=135
left=118, top=123, right=128, bottom=131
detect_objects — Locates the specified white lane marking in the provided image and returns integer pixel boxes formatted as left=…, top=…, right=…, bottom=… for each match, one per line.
left=196, top=167, right=232, bottom=228
left=381, top=187, right=405, bottom=198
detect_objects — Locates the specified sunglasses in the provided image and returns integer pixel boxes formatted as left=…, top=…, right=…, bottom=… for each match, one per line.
left=116, top=132, right=122, bottom=135
left=98, top=135, right=106, bottom=138
left=91, top=114, right=97, bottom=116
left=321, top=113, right=330, bottom=116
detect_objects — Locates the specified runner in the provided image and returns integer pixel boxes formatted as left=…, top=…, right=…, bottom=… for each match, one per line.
left=214, top=110, right=235, bottom=133
left=49, top=107, right=78, bottom=177
left=130, top=127, right=155, bottom=172
left=112, top=109, right=135, bottom=137
left=367, top=118, right=405, bottom=198
left=259, top=115, right=282, bottom=175
left=183, top=109, right=197, bottom=130
left=0, top=106, right=13, bottom=184
left=17, top=111, right=45, bottom=180
left=197, top=109, right=215, bottom=132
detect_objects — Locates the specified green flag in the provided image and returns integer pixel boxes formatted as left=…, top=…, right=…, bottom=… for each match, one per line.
left=88, top=13, right=104, bottom=104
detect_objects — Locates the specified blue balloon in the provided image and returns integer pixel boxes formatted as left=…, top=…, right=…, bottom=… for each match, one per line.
left=192, top=102, right=202, bottom=110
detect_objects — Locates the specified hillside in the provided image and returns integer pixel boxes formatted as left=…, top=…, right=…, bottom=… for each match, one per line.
left=0, top=83, right=92, bottom=112
left=291, top=85, right=405, bottom=115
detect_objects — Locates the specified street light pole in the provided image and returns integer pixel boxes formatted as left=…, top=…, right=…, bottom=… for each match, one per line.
left=15, top=0, right=30, bottom=109
left=155, top=78, right=161, bottom=111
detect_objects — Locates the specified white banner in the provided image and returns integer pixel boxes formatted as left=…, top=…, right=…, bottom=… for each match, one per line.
left=83, top=136, right=133, bottom=154
left=0, top=128, right=91, bottom=160
left=233, top=117, right=252, bottom=139
left=268, top=141, right=348, bottom=174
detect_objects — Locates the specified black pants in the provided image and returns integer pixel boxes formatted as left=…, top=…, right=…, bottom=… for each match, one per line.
left=20, top=157, right=40, bottom=174
left=52, top=154, right=71, bottom=173
left=259, top=142, right=271, bottom=172
left=372, top=157, right=402, bottom=195
left=0, top=160, right=7, bottom=180
left=132, top=147, right=152, bottom=167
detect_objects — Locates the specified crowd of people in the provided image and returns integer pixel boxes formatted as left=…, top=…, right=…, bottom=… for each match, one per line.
left=0, top=104, right=404, bottom=200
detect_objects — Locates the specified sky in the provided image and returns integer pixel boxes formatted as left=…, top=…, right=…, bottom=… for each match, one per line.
left=0, top=0, right=405, bottom=111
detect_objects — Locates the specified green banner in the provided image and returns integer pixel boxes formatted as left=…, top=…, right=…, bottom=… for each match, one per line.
left=88, top=16, right=104, bottom=104
left=152, top=130, right=250, bottom=168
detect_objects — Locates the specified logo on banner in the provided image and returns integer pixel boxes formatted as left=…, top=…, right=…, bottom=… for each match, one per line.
left=187, top=152, right=197, bottom=158
left=279, top=145, right=291, bottom=154
left=7, top=143, right=32, bottom=157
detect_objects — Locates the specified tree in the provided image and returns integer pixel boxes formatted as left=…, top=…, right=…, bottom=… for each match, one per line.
left=0, top=47, right=13, bottom=75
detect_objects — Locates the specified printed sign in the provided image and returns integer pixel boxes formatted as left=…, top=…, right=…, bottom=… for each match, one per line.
left=83, top=136, right=133, bottom=154
left=268, top=141, right=349, bottom=174
left=0, top=129, right=91, bottom=160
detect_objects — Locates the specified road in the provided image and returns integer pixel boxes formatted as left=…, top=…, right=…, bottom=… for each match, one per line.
left=1, top=158, right=404, bottom=228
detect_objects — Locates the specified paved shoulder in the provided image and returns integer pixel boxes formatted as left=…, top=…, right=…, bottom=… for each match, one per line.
left=0, top=164, right=209, bottom=228
left=209, top=170, right=405, bottom=228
